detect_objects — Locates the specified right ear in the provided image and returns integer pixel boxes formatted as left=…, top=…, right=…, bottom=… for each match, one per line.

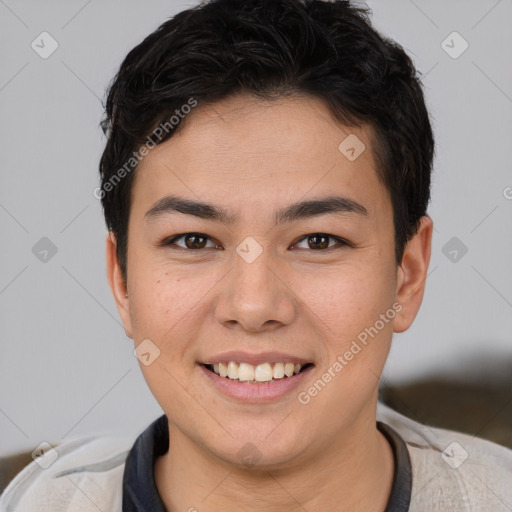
left=105, top=231, right=133, bottom=339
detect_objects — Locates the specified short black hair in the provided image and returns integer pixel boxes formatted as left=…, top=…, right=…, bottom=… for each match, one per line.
left=99, top=0, right=435, bottom=284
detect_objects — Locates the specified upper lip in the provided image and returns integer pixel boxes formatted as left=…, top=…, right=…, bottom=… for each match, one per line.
left=200, top=351, right=314, bottom=366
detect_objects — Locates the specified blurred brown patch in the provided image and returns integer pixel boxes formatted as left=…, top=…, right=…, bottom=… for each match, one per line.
left=380, top=374, right=512, bottom=449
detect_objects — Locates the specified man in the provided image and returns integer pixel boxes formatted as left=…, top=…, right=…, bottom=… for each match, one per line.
left=2, top=0, right=511, bottom=510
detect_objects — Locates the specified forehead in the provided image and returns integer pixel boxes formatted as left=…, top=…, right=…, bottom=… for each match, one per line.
left=131, top=93, right=389, bottom=221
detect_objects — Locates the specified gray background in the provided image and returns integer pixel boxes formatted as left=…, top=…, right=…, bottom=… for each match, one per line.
left=1, top=0, right=511, bottom=456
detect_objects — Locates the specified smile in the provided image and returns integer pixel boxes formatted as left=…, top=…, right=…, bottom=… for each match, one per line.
left=203, top=361, right=314, bottom=383
left=199, top=360, right=315, bottom=402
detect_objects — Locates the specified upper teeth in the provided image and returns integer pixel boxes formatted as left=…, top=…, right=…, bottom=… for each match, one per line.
left=211, top=361, right=303, bottom=382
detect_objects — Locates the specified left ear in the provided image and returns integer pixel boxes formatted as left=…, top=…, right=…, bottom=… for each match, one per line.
left=394, top=215, right=433, bottom=333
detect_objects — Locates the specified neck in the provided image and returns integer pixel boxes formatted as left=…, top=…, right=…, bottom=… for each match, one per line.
left=155, top=401, right=394, bottom=512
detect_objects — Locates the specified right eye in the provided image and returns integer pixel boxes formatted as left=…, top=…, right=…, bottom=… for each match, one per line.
left=161, top=233, right=221, bottom=250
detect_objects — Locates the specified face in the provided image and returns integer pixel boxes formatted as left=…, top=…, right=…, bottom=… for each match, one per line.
left=107, top=93, right=431, bottom=468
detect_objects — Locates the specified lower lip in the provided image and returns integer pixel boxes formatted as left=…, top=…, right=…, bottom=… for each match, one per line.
left=199, top=364, right=314, bottom=403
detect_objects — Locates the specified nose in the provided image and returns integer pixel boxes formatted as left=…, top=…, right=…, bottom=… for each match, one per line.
left=214, top=246, right=296, bottom=333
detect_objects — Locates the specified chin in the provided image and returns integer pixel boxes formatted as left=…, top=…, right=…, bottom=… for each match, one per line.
left=204, top=428, right=307, bottom=470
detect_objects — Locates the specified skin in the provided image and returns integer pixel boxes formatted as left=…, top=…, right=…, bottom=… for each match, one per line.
left=106, top=92, right=432, bottom=511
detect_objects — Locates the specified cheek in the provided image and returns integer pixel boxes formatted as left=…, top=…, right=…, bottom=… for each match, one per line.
left=296, top=260, right=396, bottom=401
left=299, top=269, right=395, bottom=407
left=127, top=263, right=216, bottom=374
left=128, top=264, right=193, bottom=337
left=128, top=269, right=206, bottom=411
left=295, top=261, right=394, bottom=338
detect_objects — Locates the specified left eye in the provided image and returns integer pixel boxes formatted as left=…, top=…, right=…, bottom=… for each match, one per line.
left=162, top=232, right=348, bottom=251
left=293, top=233, right=348, bottom=251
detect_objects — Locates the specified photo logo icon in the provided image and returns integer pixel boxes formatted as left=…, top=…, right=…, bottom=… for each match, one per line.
left=134, top=338, right=161, bottom=366
left=441, top=31, right=468, bottom=59
left=236, top=442, right=263, bottom=466
left=442, top=236, right=468, bottom=263
left=338, top=134, right=366, bottom=161
left=236, top=236, right=263, bottom=264
left=31, top=441, right=59, bottom=469
left=441, top=441, right=469, bottom=469
left=32, top=237, right=58, bottom=263
left=31, top=32, right=59, bottom=59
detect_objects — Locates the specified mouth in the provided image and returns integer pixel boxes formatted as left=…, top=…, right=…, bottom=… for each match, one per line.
left=198, top=351, right=316, bottom=402
left=201, top=361, right=315, bottom=384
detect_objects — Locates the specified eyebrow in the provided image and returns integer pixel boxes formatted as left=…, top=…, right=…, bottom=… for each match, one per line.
left=144, top=194, right=368, bottom=225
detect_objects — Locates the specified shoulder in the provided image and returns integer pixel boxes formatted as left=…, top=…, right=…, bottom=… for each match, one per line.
left=377, top=401, right=512, bottom=512
left=0, top=434, right=134, bottom=512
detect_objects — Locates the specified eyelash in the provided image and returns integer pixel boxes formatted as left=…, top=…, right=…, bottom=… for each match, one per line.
left=161, top=232, right=351, bottom=252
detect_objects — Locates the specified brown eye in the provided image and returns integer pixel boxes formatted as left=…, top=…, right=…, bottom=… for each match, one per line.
left=294, top=233, right=348, bottom=251
left=163, top=233, right=218, bottom=250
left=183, top=234, right=207, bottom=249
left=307, top=234, right=329, bottom=249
